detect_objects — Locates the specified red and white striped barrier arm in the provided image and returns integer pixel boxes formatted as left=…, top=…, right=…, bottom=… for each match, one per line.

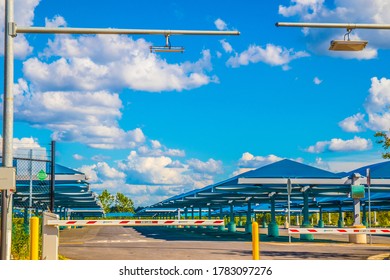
left=47, top=219, right=225, bottom=227
left=288, top=228, right=390, bottom=235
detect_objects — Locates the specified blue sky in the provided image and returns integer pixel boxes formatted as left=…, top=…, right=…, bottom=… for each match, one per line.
left=1, top=0, right=390, bottom=206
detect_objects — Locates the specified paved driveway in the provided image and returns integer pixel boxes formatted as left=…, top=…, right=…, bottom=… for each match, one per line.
left=58, top=226, right=390, bottom=260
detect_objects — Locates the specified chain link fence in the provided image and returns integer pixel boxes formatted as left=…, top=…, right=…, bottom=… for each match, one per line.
left=0, top=141, right=54, bottom=217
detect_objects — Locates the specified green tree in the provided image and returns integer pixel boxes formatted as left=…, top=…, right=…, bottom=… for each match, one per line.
left=98, top=189, right=114, bottom=213
left=113, top=192, right=135, bottom=213
left=374, top=131, right=390, bottom=159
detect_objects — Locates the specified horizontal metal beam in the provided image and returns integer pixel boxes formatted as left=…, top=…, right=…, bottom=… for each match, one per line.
left=238, top=178, right=349, bottom=185
left=47, top=219, right=224, bottom=227
left=289, top=228, right=390, bottom=235
left=16, top=26, right=240, bottom=36
left=276, top=22, right=390, bottom=30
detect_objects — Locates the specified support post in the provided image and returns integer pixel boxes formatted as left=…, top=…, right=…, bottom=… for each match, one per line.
left=30, top=217, right=39, bottom=260
left=362, top=204, right=367, bottom=226
left=267, top=196, right=279, bottom=237
left=227, top=204, right=236, bottom=232
left=1, top=0, right=15, bottom=261
left=245, top=202, right=252, bottom=233
left=252, top=221, right=259, bottom=260
left=338, top=205, right=344, bottom=227
left=261, top=213, right=267, bottom=228
left=300, top=190, right=314, bottom=240
left=42, top=212, right=59, bottom=260
left=218, top=206, right=225, bottom=231
left=50, top=140, right=55, bottom=212
left=318, top=206, right=324, bottom=228
left=207, top=207, right=213, bottom=229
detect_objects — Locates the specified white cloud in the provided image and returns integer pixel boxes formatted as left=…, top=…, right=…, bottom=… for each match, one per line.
left=340, top=77, right=390, bottom=132
left=79, top=162, right=125, bottom=182
left=80, top=149, right=224, bottom=206
left=339, top=113, right=365, bottom=132
left=12, top=79, right=146, bottom=149
left=73, top=154, right=84, bottom=160
left=0, top=136, right=46, bottom=159
left=232, top=152, right=283, bottom=176
left=91, top=154, right=111, bottom=162
left=305, top=140, right=329, bottom=153
left=364, top=77, right=390, bottom=131
left=187, top=158, right=223, bottom=175
left=0, top=0, right=40, bottom=58
left=306, top=136, right=372, bottom=153
left=214, top=18, right=227, bottom=31
left=329, top=137, right=372, bottom=151
left=117, top=150, right=222, bottom=191
left=279, top=0, right=326, bottom=20
left=27, top=34, right=217, bottom=92
left=220, top=39, right=233, bottom=53
left=137, top=140, right=185, bottom=157
left=313, top=77, right=322, bottom=85
left=45, top=15, right=67, bottom=27
left=313, top=155, right=384, bottom=173
left=226, top=44, right=309, bottom=69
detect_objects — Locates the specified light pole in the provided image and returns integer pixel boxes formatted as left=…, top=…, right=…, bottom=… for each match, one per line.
left=0, top=0, right=239, bottom=260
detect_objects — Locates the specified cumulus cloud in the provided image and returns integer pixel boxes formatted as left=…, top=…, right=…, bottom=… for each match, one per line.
left=0, top=0, right=40, bottom=58
left=27, top=34, right=217, bottom=92
left=220, top=39, right=233, bottom=53
left=340, top=77, right=390, bottom=133
left=214, top=18, right=228, bottom=31
left=305, top=136, right=372, bottom=153
left=80, top=149, right=224, bottom=206
left=12, top=79, right=146, bottom=149
left=226, top=44, right=309, bottom=70
left=73, top=154, right=84, bottom=160
left=0, top=136, right=46, bottom=159
left=339, top=113, right=365, bottom=132
left=187, top=158, right=223, bottom=175
left=45, top=15, right=67, bottom=28
left=279, top=0, right=326, bottom=20
left=231, top=152, right=283, bottom=176
left=364, top=77, right=390, bottom=131
left=279, top=0, right=390, bottom=59
left=313, top=77, right=322, bottom=85
left=137, top=140, right=185, bottom=157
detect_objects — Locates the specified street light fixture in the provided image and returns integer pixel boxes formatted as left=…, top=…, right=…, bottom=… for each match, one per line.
left=329, top=40, right=368, bottom=51
left=1, top=0, right=240, bottom=260
left=329, top=28, right=367, bottom=51
left=276, top=22, right=390, bottom=51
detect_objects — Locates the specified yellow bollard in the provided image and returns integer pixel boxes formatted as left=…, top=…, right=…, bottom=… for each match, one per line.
left=30, top=217, right=39, bottom=260
left=252, top=221, right=259, bottom=260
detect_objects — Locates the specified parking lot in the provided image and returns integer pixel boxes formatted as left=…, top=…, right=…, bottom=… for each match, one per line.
left=58, top=226, right=390, bottom=260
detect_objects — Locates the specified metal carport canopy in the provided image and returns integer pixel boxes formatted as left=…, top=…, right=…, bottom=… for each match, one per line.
left=144, top=159, right=390, bottom=215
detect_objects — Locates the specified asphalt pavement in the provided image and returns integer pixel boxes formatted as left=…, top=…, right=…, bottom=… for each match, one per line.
left=58, top=225, right=390, bottom=260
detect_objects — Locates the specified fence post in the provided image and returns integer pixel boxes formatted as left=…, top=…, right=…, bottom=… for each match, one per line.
left=42, top=211, right=59, bottom=260
left=30, top=217, right=39, bottom=260
left=252, top=221, right=259, bottom=260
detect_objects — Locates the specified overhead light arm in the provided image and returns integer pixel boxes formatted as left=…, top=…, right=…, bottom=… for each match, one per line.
left=275, top=22, right=390, bottom=30
left=275, top=22, right=379, bottom=52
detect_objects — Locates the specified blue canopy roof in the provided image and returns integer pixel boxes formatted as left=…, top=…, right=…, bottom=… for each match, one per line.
left=243, top=159, right=342, bottom=179
left=349, top=160, right=390, bottom=179
left=55, top=164, right=83, bottom=175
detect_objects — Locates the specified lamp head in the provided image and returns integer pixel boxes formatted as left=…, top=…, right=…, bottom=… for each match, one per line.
left=329, top=40, right=368, bottom=51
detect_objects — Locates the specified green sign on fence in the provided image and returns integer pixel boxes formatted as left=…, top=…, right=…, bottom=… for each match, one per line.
left=37, top=169, right=48, bottom=181
left=351, top=184, right=365, bottom=199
